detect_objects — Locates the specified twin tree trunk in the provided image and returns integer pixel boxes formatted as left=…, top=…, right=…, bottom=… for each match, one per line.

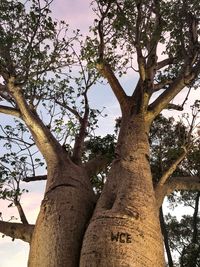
left=28, top=114, right=165, bottom=267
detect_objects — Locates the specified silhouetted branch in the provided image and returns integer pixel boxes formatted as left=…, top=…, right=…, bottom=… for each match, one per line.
left=23, top=175, right=47, bottom=182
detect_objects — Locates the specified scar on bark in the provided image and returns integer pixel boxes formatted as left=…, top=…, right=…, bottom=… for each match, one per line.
left=124, top=207, right=140, bottom=219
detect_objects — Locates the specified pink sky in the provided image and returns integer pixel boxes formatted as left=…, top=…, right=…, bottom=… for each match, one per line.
left=52, top=0, right=93, bottom=32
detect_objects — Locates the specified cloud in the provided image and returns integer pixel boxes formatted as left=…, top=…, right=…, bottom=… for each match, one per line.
left=51, top=0, right=94, bottom=33
left=0, top=181, right=45, bottom=223
left=0, top=239, right=29, bottom=267
left=0, top=188, right=44, bottom=266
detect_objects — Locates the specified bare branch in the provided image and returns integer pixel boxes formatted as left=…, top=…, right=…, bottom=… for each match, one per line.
left=54, top=99, right=82, bottom=121
left=145, top=0, right=162, bottom=82
left=180, top=86, right=192, bottom=109
left=14, top=200, right=29, bottom=225
left=0, top=221, right=34, bottom=243
left=97, top=2, right=112, bottom=61
left=72, top=91, right=89, bottom=165
left=171, top=176, right=200, bottom=191
left=7, top=77, right=65, bottom=163
left=0, top=105, right=21, bottom=117
left=149, top=32, right=200, bottom=119
left=156, top=176, right=200, bottom=208
left=165, top=103, right=184, bottom=111
left=153, top=80, right=174, bottom=91
left=192, top=192, right=200, bottom=244
left=0, top=92, right=14, bottom=103
left=155, top=106, right=199, bottom=205
left=159, top=207, right=174, bottom=267
left=157, top=146, right=188, bottom=187
left=96, top=3, right=128, bottom=110
left=148, top=68, right=198, bottom=120
left=135, top=3, right=146, bottom=82
left=96, top=63, right=128, bottom=110
left=23, top=175, right=47, bottom=182
left=156, top=58, right=175, bottom=70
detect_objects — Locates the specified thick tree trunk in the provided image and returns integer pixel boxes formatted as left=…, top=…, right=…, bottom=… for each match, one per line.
left=28, top=159, right=95, bottom=267
left=27, top=115, right=165, bottom=266
left=80, top=115, right=165, bottom=266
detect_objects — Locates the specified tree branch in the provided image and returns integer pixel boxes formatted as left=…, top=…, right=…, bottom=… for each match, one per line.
left=145, top=0, right=162, bottom=82
left=23, top=174, right=47, bottom=182
left=0, top=105, right=21, bottom=117
left=131, top=1, right=163, bottom=112
left=159, top=207, right=174, bottom=267
left=72, top=90, right=89, bottom=165
left=14, top=200, right=29, bottom=225
left=153, top=79, right=174, bottom=91
left=170, top=176, right=200, bottom=191
left=155, top=176, right=200, bottom=207
left=192, top=192, right=200, bottom=244
left=157, top=146, right=188, bottom=187
left=54, top=99, right=82, bottom=121
left=156, top=57, right=175, bottom=70
left=148, top=70, right=196, bottom=120
left=134, top=2, right=146, bottom=82
left=0, top=84, right=15, bottom=103
left=96, top=63, right=128, bottom=110
left=96, top=3, right=128, bottom=111
left=165, top=103, right=184, bottom=111
left=7, top=77, right=65, bottom=163
left=0, top=221, right=34, bottom=243
left=149, top=52, right=200, bottom=120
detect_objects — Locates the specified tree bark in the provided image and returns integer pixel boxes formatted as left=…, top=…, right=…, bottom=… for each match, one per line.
left=155, top=176, right=200, bottom=208
left=80, top=115, right=165, bottom=267
left=0, top=221, right=34, bottom=243
left=28, top=160, right=96, bottom=267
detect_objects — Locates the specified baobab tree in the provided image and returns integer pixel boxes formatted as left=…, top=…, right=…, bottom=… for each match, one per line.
left=0, top=0, right=200, bottom=266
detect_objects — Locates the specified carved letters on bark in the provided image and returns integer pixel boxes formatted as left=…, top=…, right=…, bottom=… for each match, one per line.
left=111, top=231, right=132, bottom=243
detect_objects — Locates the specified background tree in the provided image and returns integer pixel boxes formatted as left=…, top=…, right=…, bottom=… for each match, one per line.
left=149, top=113, right=200, bottom=266
left=0, top=0, right=200, bottom=266
left=165, top=191, right=200, bottom=267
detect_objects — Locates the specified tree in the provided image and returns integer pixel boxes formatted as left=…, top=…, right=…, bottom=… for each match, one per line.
left=0, top=0, right=200, bottom=266
left=164, top=137, right=200, bottom=267
left=164, top=191, right=200, bottom=267
left=149, top=114, right=200, bottom=266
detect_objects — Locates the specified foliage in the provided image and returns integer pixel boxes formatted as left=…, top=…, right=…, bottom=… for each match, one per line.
left=150, top=114, right=200, bottom=266
left=150, top=115, right=188, bottom=184
left=165, top=192, right=200, bottom=267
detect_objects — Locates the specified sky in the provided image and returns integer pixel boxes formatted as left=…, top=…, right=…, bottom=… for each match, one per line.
left=0, top=1, right=199, bottom=266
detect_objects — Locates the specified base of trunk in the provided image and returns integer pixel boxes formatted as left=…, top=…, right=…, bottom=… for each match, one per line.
left=28, top=184, right=95, bottom=267
left=80, top=211, right=165, bottom=267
